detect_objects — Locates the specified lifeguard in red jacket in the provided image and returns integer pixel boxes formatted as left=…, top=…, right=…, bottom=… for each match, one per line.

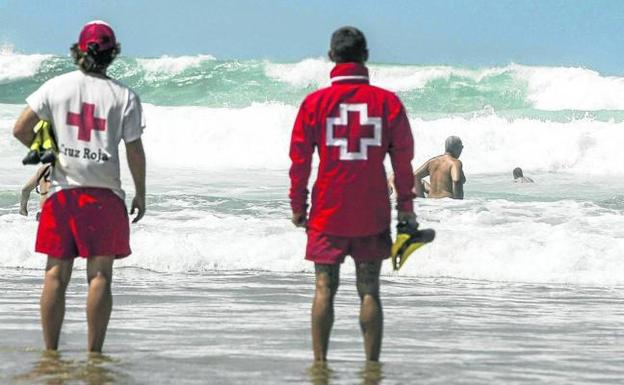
left=289, top=26, right=417, bottom=362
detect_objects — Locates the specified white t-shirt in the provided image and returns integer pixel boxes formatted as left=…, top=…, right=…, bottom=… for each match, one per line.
left=26, top=70, right=145, bottom=199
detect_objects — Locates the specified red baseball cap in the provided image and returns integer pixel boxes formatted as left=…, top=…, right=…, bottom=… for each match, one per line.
left=78, top=20, right=116, bottom=52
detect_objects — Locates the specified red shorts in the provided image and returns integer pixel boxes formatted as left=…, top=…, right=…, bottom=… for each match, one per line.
left=305, top=228, right=391, bottom=265
left=36, top=188, right=131, bottom=259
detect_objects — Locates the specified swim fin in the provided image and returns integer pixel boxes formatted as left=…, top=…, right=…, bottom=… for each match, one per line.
left=391, top=221, right=435, bottom=271
left=22, top=120, right=57, bottom=165
left=22, top=149, right=41, bottom=165
left=39, top=121, right=57, bottom=164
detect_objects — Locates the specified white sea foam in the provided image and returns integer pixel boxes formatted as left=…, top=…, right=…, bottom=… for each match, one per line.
left=0, top=209, right=309, bottom=273
left=0, top=47, right=51, bottom=84
left=140, top=103, right=624, bottom=175
left=410, top=114, right=624, bottom=175
left=1, top=56, right=623, bottom=289
left=264, top=58, right=333, bottom=87
left=265, top=58, right=624, bottom=111
left=369, top=66, right=505, bottom=92
left=0, top=104, right=30, bottom=177
left=1, top=101, right=622, bottom=285
left=1, top=103, right=623, bottom=176
left=124, top=199, right=624, bottom=285
left=141, top=103, right=297, bottom=170
left=264, top=58, right=507, bottom=91
left=1, top=50, right=623, bottom=111
left=402, top=198, right=624, bottom=285
left=137, top=54, right=216, bottom=75
left=2, top=198, right=622, bottom=285
left=511, top=64, right=624, bottom=111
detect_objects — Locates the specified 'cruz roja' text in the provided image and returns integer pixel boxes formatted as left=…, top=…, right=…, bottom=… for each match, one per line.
left=60, top=144, right=110, bottom=162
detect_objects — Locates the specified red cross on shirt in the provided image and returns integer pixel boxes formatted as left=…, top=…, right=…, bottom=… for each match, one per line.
left=333, top=110, right=375, bottom=153
left=66, top=103, right=106, bottom=142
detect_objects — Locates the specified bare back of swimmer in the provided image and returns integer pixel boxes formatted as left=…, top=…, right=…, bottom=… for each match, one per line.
left=413, top=136, right=465, bottom=199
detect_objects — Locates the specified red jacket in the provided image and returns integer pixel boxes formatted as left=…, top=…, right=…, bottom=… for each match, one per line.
left=289, top=63, right=415, bottom=237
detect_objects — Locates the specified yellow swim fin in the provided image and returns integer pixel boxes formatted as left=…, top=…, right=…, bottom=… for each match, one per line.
left=22, top=120, right=57, bottom=165
left=40, top=121, right=57, bottom=151
left=38, top=120, right=57, bottom=164
left=23, top=128, right=43, bottom=165
left=391, top=221, right=435, bottom=271
left=30, top=122, right=46, bottom=151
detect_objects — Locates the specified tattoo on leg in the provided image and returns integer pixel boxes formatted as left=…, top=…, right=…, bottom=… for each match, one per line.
left=315, top=264, right=340, bottom=293
left=356, top=261, right=383, bottom=361
left=356, top=261, right=381, bottom=298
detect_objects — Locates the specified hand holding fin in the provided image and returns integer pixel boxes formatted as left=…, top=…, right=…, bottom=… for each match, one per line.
left=391, top=220, right=435, bottom=271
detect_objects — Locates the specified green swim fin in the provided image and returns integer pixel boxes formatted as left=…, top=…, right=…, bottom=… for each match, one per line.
left=391, top=221, right=435, bottom=271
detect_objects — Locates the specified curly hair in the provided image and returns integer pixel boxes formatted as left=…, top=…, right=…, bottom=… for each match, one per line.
left=70, top=42, right=119, bottom=73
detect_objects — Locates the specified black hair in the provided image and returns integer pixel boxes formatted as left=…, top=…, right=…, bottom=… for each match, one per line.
left=70, top=42, right=120, bottom=73
left=330, top=26, right=368, bottom=63
left=513, top=167, right=523, bottom=178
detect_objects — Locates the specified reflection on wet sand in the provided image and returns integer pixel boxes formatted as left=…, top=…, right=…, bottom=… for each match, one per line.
left=307, top=361, right=383, bottom=385
left=12, top=351, right=123, bottom=385
left=360, top=362, right=383, bottom=385
left=308, top=362, right=333, bottom=385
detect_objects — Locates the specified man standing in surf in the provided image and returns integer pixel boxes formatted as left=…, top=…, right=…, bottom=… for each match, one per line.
left=289, top=27, right=416, bottom=362
left=413, top=136, right=465, bottom=199
left=13, top=21, right=146, bottom=353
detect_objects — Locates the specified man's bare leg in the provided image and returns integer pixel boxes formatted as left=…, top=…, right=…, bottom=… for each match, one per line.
left=356, top=261, right=383, bottom=361
left=311, top=264, right=340, bottom=361
left=40, top=257, right=74, bottom=350
left=86, top=256, right=114, bottom=353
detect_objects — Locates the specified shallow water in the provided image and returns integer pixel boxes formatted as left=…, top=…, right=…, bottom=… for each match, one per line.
left=1, top=268, right=623, bottom=384
left=2, top=168, right=623, bottom=284
left=2, top=161, right=624, bottom=384
left=2, top=56, right=624, bottom=384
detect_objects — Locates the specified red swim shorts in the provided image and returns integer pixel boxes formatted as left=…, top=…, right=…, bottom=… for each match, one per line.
left=36, top=187, right=131, bottom=259
left=305, top=228, right=391, bottom=265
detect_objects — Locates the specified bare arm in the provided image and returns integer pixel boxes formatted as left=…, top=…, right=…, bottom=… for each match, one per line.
left=13, top=107, right=40, bottom=147
left=412, top=161, right=430, bottom=198
left=387, top=102, right=415, bottom=219
left=125, top=138, right=146, bottom=223
left=387, top=173, right=395, bottom=195
left=289, top=102, right=314, bottom=228
left=451, top=161, right=464, bottom=200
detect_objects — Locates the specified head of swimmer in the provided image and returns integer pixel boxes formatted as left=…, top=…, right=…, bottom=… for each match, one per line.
left=445, top=136, right=463, bottom=158
left=513, top=167, right=524, bottom=179
left=329, top=26, right=369, bottom=64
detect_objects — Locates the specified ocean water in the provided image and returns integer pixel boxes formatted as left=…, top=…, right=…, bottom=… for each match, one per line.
left=1, top=51, right=624, bottom=384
